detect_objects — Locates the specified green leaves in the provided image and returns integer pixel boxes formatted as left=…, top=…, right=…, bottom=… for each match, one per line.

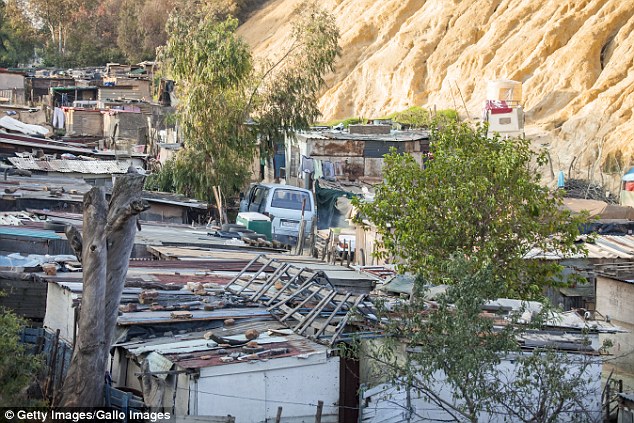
left=355, top=121, right=588, bottom=300
left=354, top=122, right=597, bottom=421
left=256, top=2, right=340, bottom=154
left=155, top=2, right=339, bottom=199
left=157, top=15, right=256, bottom=198
left=0, top=309, right=41, bottom=406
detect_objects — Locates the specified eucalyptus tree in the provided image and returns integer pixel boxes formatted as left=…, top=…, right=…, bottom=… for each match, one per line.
left=157, top=1, right=340, bottom=199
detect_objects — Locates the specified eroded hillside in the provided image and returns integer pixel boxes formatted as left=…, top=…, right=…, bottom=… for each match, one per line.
left=238, top=0, right=634, bottom=189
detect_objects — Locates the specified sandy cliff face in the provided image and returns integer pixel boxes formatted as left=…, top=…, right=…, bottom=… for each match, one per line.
left=238, top=0, right=634, bottom=187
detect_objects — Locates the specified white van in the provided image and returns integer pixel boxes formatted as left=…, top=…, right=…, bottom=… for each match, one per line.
left=239, top=183, right=315, bottom=245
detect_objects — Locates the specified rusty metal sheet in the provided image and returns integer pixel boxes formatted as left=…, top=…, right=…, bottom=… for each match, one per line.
left=364, top=158, right=384, bottom=178
left=310, top=139, right=365, bottom=157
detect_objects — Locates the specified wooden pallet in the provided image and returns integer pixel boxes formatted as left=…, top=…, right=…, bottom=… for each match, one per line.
left=226, top=255, right=373, bottom=345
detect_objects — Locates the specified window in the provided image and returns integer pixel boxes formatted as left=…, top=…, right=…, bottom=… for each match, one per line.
left=498, top=117, right=512, bottom=125
left=249, top=187, right=269, bottom=213
left=271, top=189, right=312, bottom=211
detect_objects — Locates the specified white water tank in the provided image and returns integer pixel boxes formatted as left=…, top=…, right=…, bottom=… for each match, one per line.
left=486, top=79, right=522, bottom=104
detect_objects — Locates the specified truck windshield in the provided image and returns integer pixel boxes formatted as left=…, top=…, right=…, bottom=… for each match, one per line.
left=270, top=189, right=312, bottom=211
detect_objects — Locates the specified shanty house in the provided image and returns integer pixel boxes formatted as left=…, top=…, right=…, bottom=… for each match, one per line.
left=98, top=79, right=151, bottom=103
left=41, top=256, right=374, bottom=422
left=619, top=393, right=634, bottom=423
left=594, top=263, right=634, bottom=379
left=103, top=109, right=148, bottom=147
left=285, top=126, right=429, bottom=187
left=483, top=79, right=525, bottom=139
left=50, top=86, right=98, bottom=108
left=63, top=107, right=103, bottom=137
left=112, top=319, right=341, bottom=422
left=358, top=299, right=617, bottom=423
left=0, top=69, right=26, bottom=104
left=27, top=76, right=75, bottom=105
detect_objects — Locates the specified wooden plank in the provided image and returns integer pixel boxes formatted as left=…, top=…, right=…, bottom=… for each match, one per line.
left=234, top=258, right=274, bottom=294
left=264, top=269, right=306, bottom=306
left=277, top=287, right=323, bottom=322
left=276, top=304, right=311, bottom=324
left=295, top=290, right=338, bottom=335
left=251, top=263, right=290, bottom=301
left=311, top=321, right=342, bottom=335
left=267, top=279, right=318, bottom=311
left=229, top=254, right=264, bottom=287
left=313, top=292, right=352, bottom=338
left=329, top=295, right=366, bottom=344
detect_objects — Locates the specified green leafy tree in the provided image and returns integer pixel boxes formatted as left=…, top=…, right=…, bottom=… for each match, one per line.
left=0, top=0, right=39, bottom=66
left=357, top=121, right=587, bottom=299
left=19, top=0, right=126, bottom=67
left=25, top=0, right=80, bottom=62
left=158, top=16, right=255, bottom=198
left=62, top=1, right=125, bottom=66
left=0, top=308, right=41, bottom=406
left=360, top=259, right=602, bottom=423
left=255, top=3, right=340, bottom=155
left=156, top=1, right=339, bottom=199
left=117, top=0, right=182, bottom=63
left=383, top=106, right=458, bottom=129
left=354, top=122, right=598, bottom=422
left=116, top=0, right=147, bottom=63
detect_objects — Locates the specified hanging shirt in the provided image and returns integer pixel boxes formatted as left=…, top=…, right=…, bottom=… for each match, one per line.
left=313, top=158, right=323, bottom=179
left=52, top=107, right=65, bottom=129
left=322, top=161, right=335, bottom=179
left=300, top=155, right=314, bottom=174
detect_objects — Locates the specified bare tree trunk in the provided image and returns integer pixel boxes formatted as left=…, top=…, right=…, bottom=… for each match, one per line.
left=59, top=187, right=108, bottom=407
left=60, top=174, right=149, bottom=407
left=103, top=174, right=148, bottom=350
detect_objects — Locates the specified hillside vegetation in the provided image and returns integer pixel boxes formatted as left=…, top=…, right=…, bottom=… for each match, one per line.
left=238, top=0, right=634, bottom=188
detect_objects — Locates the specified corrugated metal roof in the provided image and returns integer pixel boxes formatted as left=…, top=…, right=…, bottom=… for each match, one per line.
left=525, top=235, right=634, bottom=260
left=298, top=130, right=429, bottom=142
left=117, top=318, right=326, bottom=370
left=8, top=157, right=129, bottom=174
left=117, top=308, right=271, bottom=325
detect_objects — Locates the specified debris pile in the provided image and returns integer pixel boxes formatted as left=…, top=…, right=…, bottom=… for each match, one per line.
left=564, top=178, right=617, bottom=204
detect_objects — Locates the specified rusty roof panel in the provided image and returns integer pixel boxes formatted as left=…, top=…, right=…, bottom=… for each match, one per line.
left=526, top=235, right=634, bottom=260
left=310, top=139, right=365, bottom=157
left=117, top=308, right=271, bottom=325
left=119, top=318, right=327, bottom=370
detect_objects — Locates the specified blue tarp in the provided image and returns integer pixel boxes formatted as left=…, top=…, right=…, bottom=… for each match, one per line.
left=0, top=227, right=62, bottom=239
left=623, top=167, right=634, bottom=181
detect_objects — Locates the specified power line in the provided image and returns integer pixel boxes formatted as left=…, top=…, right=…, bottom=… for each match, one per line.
left=175, top=384, right=605, bottom=415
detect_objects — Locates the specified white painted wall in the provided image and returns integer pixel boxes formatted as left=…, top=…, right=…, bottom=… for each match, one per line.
left=486, top=108, right=524, bottom=138
left=361, top=354, right=603, bottom=423
left=191, top=353, right=340, bottom=423
left=596, top=277, right=634, bottom=380
left=43, top=284, right=77, bottom=344
left=596, top=276, right=634, bottom=325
